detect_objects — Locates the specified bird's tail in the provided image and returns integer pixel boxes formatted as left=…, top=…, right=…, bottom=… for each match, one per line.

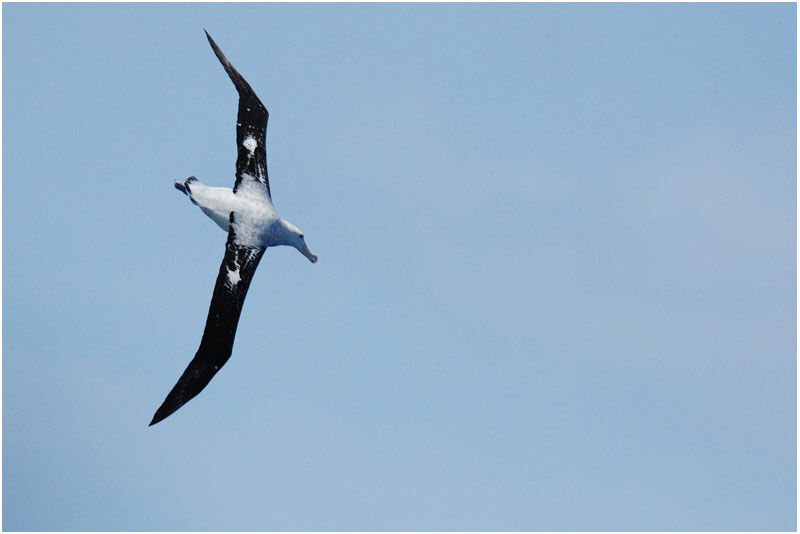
left=173, top=176, right=197, bottom=196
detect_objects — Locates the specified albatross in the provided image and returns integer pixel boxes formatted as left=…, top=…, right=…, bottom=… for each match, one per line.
left=150, top=31, right=317, bottom=426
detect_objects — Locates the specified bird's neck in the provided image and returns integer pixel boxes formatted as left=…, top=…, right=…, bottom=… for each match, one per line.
left=273, top=219, right=296, bottom=247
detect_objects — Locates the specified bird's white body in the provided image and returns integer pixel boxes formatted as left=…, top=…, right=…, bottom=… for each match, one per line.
left=191, top=183, right=241, bottom=230
left=180, top=177, right=311, bottom=253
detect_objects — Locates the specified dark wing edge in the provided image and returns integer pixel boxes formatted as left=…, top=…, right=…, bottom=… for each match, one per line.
left=204, top=30, right=271, bottom=198
left=149, top=222, right=266, bottom=426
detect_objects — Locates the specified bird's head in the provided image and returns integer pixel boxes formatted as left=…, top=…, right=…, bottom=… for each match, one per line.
left=283, top=221, right=317, bottom=263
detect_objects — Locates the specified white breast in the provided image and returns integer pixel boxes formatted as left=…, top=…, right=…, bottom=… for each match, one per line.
left=189, top=182, right=281, bottom=246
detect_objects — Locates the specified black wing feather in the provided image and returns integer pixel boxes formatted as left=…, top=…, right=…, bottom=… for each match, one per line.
left=205, top=30, right=271, bottom=198
left=150, top=222, right=266, bottom=426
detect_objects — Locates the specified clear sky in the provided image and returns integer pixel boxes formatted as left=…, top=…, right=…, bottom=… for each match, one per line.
left=2, top=2, right=795, bottom=531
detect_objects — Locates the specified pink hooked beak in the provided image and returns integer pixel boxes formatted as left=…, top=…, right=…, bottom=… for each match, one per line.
left=301, top=243, right=318, bottom=263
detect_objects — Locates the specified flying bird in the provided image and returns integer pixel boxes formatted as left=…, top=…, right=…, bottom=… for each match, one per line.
left=150, top=31, right=317, bottom=426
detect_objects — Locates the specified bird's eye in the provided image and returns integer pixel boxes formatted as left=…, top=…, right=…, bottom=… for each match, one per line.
left=299, top=234, right=304, bottom=239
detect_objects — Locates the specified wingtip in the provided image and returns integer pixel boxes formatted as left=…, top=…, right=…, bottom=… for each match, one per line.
left=204, top=29, right=218, bottom=50
left=149, top=403, right=176, bottom=426
left=149, top=402, right=175, bottom=426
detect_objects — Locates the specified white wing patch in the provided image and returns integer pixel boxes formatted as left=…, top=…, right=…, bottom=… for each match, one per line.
left=226, top=266, right=241, bottom=286
left=243, top=136, right=257, bottom=154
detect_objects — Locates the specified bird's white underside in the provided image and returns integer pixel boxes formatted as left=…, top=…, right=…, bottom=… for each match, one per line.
left=186, top=174, right=308, bottom=255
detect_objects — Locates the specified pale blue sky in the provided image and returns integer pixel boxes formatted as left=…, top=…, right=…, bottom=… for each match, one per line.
left=3, top=3, right=796, bottom=531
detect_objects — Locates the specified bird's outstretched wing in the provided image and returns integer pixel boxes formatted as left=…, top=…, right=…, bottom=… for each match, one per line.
left=150, top=217, right=266, bottom=426
left=205, top=30, right=271, bottom=199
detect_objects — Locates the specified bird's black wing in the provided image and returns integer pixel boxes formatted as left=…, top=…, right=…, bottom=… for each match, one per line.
left=150, top=219, right=266, bottom=426
left=205, top=30, right=271, bottom=199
